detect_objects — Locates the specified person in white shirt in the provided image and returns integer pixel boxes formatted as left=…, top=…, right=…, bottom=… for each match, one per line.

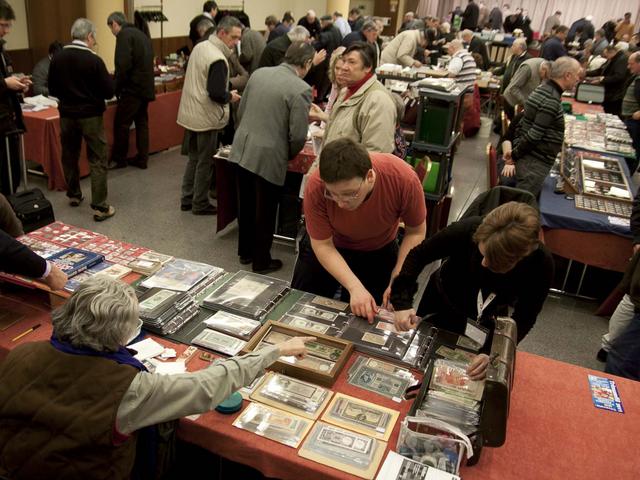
left=447, top=39, right=477, bottom=91
left=332, top=11, right=351, bottom=38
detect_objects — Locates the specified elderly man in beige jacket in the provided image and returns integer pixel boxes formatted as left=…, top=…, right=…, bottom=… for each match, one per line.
left=311, top=43, right=396, bottom=153
left=380, top=28, right=428, bottom=67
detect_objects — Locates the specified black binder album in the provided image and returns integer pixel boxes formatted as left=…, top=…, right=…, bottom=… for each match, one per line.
left=202, top=270, right=290, bottom=320
left=137, top=287, right=199, bottom=335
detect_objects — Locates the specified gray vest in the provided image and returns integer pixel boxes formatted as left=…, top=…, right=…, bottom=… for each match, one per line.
left=622, top=76, right=639, bottom=117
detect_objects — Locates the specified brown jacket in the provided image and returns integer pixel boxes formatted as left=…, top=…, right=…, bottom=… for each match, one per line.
left=0, top=342, right=139, bottom=479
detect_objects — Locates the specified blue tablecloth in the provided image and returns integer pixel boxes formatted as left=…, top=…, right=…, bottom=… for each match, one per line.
left=539, top=172, right=634, bottom=238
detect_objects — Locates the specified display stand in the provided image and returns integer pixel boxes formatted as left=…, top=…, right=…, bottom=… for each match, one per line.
left=411, top=87, right=465, bottom=237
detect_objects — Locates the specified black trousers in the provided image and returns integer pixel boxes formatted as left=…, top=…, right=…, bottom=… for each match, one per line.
left=602, top=98, right=622, bottom=117
left=291, top=232, right=398, bottom=305
left=0, top=132, right=20, bottom=195
left=235, top=165, right=282, bottom=270
left=111, top=94, right=149, bottom=165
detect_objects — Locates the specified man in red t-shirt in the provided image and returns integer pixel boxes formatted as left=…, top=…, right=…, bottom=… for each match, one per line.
left=292, top=138, right=427, bottom=321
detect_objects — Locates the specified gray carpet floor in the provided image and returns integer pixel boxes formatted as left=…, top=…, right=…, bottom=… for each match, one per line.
left=25, top=132, right=612, bottom=371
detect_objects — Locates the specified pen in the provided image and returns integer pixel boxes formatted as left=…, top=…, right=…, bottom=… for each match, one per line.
left=11, top=324, right=41, bottom=342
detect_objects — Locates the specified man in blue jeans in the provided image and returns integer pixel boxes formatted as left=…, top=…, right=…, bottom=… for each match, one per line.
left=606, top=250, right=640, bottom=381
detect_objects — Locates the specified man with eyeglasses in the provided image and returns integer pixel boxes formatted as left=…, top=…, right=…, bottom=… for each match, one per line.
left=291, top=138, right=426, bottom=321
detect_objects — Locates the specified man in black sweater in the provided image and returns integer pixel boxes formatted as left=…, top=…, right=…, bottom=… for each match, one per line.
left=107, top=12, right=155, bottom=170
left=505, top=56, right=581, bottom=197
left=107, top=12, right=156, bottom=169
left=298, top=10, right=321, bottom=40
left=49, top=18, right=116, bottom=222
left=586, top=45, right=630, bottom=116
left=390, top=202, right=554, bottom=344
left=0, top=229, right=67, bottom=290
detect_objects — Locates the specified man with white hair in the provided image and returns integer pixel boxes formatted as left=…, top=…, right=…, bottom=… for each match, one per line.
left=586, top=44, right=631, bottom=116
left=461, top=29, right=490, bottom=70
left=446, top=39, right=477, bottom=91
left=298, top=9, right=321, bottom=39
left=0, top=275, right=313, bottom=477
left=380, top=28, right=429, bottom=67
left=500, top=38, right=531, bottom=117
left=259, top=25, right=314, bottom=68
left=49, top=18, right=116, bottom=221
left=504, top=56, right=581, bottom=197
left=503, top=58, right=551, bottom=110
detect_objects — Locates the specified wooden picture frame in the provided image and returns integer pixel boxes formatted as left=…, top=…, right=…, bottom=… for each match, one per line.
left=242, top=320, right=354, bottom=387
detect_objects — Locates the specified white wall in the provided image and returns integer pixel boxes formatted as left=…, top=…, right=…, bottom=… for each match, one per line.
left=5, top=0, right=29, bottom=50
left=134, top=0, right=329, bottom=38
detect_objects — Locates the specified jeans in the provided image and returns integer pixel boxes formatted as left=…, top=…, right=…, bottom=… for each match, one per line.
left=60, top=116, right=108, bottom=210
left=515, top=154, right=553, bottom=198
left=180, top=129, right=218, bottom=211
left=606, top=310, right=640, bottom=381
left=111, top=95, right=149, bottom=165
left=601, top=294, right=635, bottom=352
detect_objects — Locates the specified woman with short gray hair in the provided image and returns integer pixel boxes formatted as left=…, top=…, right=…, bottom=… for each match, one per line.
left=0, top=276, right=313, bottom=478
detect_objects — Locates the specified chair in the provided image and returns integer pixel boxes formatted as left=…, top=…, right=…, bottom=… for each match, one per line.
left=461, top=185, right=538, bottom=219
left=486, top=143, right=499, bottom=189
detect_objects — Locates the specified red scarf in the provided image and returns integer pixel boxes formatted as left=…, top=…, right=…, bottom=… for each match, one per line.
left=345, top=72, right=373, bottom=100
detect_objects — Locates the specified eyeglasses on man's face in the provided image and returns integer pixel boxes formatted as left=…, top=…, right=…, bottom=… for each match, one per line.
left=323, top=178, right=366, bottom=203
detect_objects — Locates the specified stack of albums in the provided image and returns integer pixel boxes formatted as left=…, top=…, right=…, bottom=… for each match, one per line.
left=415, top=359, right=484, bottom=436
left=203, top=270, right=290, bottom=320
left=278, top=293, right=434, bottom=368
left=137, top=288, right=200, bottom=335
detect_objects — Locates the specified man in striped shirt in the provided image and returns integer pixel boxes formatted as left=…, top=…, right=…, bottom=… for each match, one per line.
left=447, top=39, right=477, bottom=91
left=504, top=56, right=581, bottom=197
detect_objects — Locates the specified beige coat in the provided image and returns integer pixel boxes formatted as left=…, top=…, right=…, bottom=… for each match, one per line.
left=323, top=75, right=396, bottom=153
left=380, top=30, right=422, bottom=67
left=177, top=35, right=230, bottom=132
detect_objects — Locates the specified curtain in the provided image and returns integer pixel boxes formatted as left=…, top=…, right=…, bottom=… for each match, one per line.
left=416, top=0, right=640, bottom=35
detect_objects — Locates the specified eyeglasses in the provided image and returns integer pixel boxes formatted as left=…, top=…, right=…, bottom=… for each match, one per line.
left=323, top=178, right=366, bottom=202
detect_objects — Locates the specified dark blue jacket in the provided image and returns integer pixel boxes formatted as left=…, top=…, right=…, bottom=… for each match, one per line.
left=541, top=36, right=567, bottom=61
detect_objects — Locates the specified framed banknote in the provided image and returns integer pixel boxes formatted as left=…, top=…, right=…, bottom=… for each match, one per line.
left=321, top=393, right=399, bottom=441
left=232, top=402, right=313, bottom=448
left=298, top=421, right=387, bottom=480
left=250, top=372, right=333, bottom=420
left=243, top=321, right=353, bottom=387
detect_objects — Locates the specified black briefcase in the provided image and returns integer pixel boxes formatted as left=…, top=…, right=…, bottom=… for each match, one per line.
left=4, top=130, right=55, bottom=233
left=7, top=188, right=54, bottom=233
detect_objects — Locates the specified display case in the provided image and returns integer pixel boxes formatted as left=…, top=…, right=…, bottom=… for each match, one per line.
left=242, top=321, right=354, bottom=387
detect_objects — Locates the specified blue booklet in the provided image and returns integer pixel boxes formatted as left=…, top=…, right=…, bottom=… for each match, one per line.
left=47, top=248, right=105, bottom=278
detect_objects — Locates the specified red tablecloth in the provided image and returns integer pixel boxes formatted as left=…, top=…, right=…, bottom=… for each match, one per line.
left=565, top=97, right=604, bottom=115
left=216, top=142, right=316, bottom=232
left=3, top=293, right=639, bottom=480
left=22, top=90, right=184, bottom=191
